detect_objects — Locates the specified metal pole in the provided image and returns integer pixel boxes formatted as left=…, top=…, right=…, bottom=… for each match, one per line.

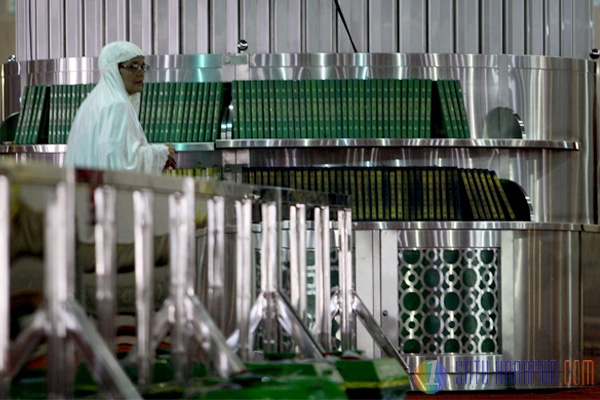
left=235, top=198, right=253, bottom=360
left=133, top=189, right=154, bottom=391
left=45, top=181, right=75, bottom=398
left=94, top=185, right=117, bottom=350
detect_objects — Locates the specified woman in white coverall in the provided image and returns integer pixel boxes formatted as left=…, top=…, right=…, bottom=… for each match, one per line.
left=64, top=40, right=175, bottom=172
left=63, top=41, right=176, bottom=274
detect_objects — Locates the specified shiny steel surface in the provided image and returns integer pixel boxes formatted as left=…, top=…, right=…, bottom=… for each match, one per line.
left=336, top=209, right=354, bottom=351
left=227, top=145, right=591, bottom=224
left=233, top=198, right=253, bottom=361
left=206, top=196, right=226, bottom=332
left=133, top=189, right=154, bottom=390
left=216, top=139, right=579, bottom=150
left=289, top=205, right=308, bottom=324
left=94, top=185, right=117, bottom=349
left=312, top=206, right=332, bottom=350
left=3, top=53, right=594, bottom=228
left=80, top=170, right=247, bottom=379
left=581, top=230, right=600, bottom=382
left=1, top=162, right=141, bottom=398
left=15, top=0, right=593, bottom=61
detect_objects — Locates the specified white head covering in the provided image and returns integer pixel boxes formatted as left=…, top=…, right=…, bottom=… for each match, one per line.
left=97, top=41, right=145, bottom=114
left=64, top=41, right=168, bottom=174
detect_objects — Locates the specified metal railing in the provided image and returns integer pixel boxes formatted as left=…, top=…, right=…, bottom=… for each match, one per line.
left=1, top=160, right=404, bottom=397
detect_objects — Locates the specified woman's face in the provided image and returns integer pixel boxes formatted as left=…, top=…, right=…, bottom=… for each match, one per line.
left=118, top=56, right=147, bottom=95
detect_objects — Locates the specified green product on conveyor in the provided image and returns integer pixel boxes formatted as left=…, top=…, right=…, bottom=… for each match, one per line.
left=335, top=358, right=410, bottom=399
left=190, top=375, right=348, bottom=399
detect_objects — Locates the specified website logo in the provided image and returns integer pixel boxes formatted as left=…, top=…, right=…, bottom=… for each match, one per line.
left=414, top=360, right=448, bottom=394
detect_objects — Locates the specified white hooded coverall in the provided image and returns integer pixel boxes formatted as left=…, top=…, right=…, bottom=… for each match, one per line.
left=64, top=41, right=169, bottom=174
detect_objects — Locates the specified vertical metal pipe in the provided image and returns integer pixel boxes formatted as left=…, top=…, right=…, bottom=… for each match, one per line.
left=45, top=181, right=74, bottom=398
left=133, top=189, right=154, bottom=391
left=236, top=198, right=254, bottom=359
left=260, top=202, right=278, bottom=353
left=94, top=185, right=117, bottom=351
left=234, top=198, right=253, bottom=360
left=338, top=208, right=355, bottom=350
left=297, top=204, right=307, bottom=323
left=312, top=206, right=331, bottom=351
left=207, top=196, right=226, bottom=330
left=289, top=206, right=299, bottom=311
left=168, top=181, right=194, bottom=384
left=0, top=176, right=9, bottom=397
left=288, top=203, right=309, bottom=325
left=320, top=206, right=331, bottom=351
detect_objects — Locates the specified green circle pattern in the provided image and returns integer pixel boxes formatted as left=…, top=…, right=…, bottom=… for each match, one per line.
left=398, top=248, right=500, bottom=355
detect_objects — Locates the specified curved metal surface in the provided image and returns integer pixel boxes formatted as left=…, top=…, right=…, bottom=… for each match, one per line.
left=2, top=53, right=595, bottom=225
left=216, top=139, right=579, bottom=150
left=228, top=142, right=591, bottom=224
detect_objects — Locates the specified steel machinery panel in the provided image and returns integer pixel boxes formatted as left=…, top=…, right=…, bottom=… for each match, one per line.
left=83, top=0, right=104, bottom=57
left=581, top=228, right=600, bottom=382
left=48, top=0, right=63, bottom=59
left=428, top=0, right=454, bottom=53
left=335, top=0, right=367, bottom=53
left=526, top=0, right=545, bottom=55
left=504, top=0, right=526, bottom=55
left=181, top=0, right=210, bottom=54
left=502, top=228, right=581, bottom=373
left=571, top=0, right=593, bottom=61
left=64, top=0, right=82, bottom=57
left=355, top=229, right=377, bottom=358
left=368, top=0, right=398, bottom=53
left=398, top=0, right=426, bottom=53
left=239, top=0, right=270, bottom=54
left=104, top=0, right=128, bottom=44
left=480, top=0, right=503, bottom=54
left=129, top=0, right=153, bottom=54
left=210, top=0, right=239, bottom=54
left=305, top=0, right=335, bottom=53
left=154, top=0, right=180, bottom=55
left=455, top=0, right=479, bottom=54
left=561, top=0, right=575, bottom=58
left=14, top=0, right=596, bottom=61
left=272, top=0, right=302, bottom=53
left=545, top=0, right=561, bottom=56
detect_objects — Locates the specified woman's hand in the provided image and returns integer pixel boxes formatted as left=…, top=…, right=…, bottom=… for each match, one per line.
left=164, top=142, right=177, bottom=170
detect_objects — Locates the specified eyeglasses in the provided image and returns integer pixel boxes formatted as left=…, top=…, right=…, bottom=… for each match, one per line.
left=118, top=62, right=150, bottom=72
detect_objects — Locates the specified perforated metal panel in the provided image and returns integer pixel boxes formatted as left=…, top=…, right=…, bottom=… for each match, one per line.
left=398, top=248, right=500, bottom=355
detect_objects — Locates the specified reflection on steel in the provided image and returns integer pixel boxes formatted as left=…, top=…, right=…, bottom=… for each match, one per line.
left=336, top=208, right=354, bottom=351
left=215, top=138, right=579, bottom=150
left=243, top=201, right=325, bottom=359
left=313, top=206, right=332, bottom=350
left=133, top=189, right=154, bottom=390
left=2, top=165, right=141, bottom=398
left=352, top=292, right=410, bottom=373
left=331, top=208, right=410, bottom=373
left=0, top=176, right=8, bottom=398
left=261, top=202, right=278, bottom=353
left=124, top=178, right=246, bottom=381
left=233, top=198, right=253, bottom=360
left=94, top=185, right=117, bottom=350
left=289, top=204, right=307, bottom=324
left=207, top=196, right=226, bottom=331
